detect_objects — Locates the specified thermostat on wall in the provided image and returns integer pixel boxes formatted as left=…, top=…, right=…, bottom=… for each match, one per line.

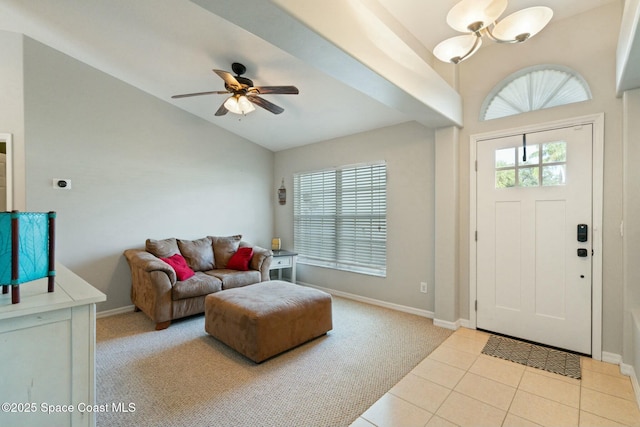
left=53, top=179, right=72, bottom=189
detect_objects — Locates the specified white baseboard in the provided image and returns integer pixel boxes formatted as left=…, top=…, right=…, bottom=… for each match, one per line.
left=96, top=281, right=450, bottom=324
left=620, top=363, right=640, bottom=412
left=598, top=352, right=640, bottom=412
left=433, top=318, right=460, bottom=330
left=298, top=281, right=434, bottom=319
left=602, top=351, right=623, bottom=365
left=97, top=305, right=136, bottom=318
left=458, top=319, right=471, bottom=329
left=432, top=318, right=472, bottom=331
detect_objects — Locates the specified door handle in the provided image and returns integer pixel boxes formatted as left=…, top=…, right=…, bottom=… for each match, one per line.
left=577, top=248, right=588, bottom=257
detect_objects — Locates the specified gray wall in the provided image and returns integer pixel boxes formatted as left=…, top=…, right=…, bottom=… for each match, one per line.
left=274, top=121, right=436, bottom=313
left=623, top=88, right=640, bottom=368
left=20, top=38, right=275, bottom=312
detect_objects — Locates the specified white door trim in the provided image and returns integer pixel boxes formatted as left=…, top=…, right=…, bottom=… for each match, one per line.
left=469, top=113, right=604, bottom=359
left=0, top=133, right=13, bottom=211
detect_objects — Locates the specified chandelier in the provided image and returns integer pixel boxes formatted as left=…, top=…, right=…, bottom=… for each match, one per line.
left=433, top=0, right=553, bottom=64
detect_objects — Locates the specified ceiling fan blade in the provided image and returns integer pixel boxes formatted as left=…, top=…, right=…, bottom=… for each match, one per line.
left=214, top=103, right=229, bottom=116
left=252, top=86, right=299, bottom=95
left=171, top=90, right=228, bottom=99
left=213, top=69, right=243, bottom=91
left=247, top=95, right=284, bottom=114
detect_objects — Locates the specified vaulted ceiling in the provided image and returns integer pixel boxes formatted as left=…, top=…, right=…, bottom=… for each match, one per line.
left=0, top=0, right=632, bottom=152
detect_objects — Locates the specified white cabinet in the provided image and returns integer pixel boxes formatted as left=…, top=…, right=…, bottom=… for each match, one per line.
left=0, top=263, right=106, bottom=427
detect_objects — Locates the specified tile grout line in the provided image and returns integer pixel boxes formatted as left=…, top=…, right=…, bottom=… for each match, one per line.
left=577, top=361, right=584, bottom=427
left=437, top=342, right=514, bottom=426
left=437, top=352, right=482, bottom=425
left=500, top=354, right=527, bottom=427
left=386, top=370, right=458, bottom=426
left=580, top=372, right=638, bottom=402
left=354, top=329, right=639, bottom=427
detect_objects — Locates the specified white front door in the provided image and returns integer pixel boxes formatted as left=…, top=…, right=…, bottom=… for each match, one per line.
left=476, top=125, right=593, bottom=354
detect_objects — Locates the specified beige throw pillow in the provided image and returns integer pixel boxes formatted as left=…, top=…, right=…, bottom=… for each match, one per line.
left=177, top=237, right=215, bottom=271
left=209, top=235, right=242, bottom=269
left=146, top=238, right=180, bottom=258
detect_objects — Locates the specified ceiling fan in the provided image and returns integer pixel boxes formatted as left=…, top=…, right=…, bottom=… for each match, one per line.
left=171, top=62, right=299, bottom=116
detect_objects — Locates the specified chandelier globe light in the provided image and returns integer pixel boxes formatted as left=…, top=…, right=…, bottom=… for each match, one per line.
left=434, top=0, right=553, bottom=64
left=224, top=94, right=255, bottom=115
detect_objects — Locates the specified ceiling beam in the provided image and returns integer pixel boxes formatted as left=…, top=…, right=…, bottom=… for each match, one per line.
left=192, top=0, right=463, bottom=128
left=617, top=0, right=640, bottom=94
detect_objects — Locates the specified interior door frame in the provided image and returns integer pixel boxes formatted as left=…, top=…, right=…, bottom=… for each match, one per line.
left=469, top=113, right=604, bottom=360
left=0, top=133, right=13, bottom=211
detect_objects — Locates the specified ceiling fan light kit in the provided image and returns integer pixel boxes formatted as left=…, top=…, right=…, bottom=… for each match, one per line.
left=224, top=94, right=255, bottom=115
left=172, top=62, right=299, bottom=116
left=434, top=0, right=553, bottom=64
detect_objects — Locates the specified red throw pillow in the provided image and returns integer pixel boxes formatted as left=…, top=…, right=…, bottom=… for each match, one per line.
left=161, top=253, right=195, bottom=281
left=226, top=247, right=254, bottom=271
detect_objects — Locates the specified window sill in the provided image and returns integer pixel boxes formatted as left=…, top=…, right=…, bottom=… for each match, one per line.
left=298, top=258, right=386, bottom=278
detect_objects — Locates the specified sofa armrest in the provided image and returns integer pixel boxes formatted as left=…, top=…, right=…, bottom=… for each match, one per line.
left=240, top=242, right=273, bottom=281
left=124, top=249, right=177, bottom=284
left=123, top=249, right=176, bottom=324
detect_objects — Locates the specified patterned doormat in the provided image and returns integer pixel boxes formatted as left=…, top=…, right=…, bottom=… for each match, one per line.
left=481, top=335, right=582, bottom=379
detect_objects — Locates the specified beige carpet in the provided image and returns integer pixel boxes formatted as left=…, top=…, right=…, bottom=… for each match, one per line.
left=96, top=296, right=452, bottom=427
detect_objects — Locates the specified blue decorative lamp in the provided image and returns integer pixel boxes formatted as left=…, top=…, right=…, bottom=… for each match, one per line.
left=0, top=211, right=56, bottom=304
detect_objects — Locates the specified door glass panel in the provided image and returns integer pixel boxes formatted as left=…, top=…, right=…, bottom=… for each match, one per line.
left=496, top=169, right=516, bottom=188
left=542, top=165, right=566, bottom=186
left=519, top=167, right=539, bottom=187
left=495, top=148, right=516, bottom=168
left=494, top=140, right=567, bottom=188
left=543, top=141, right=567, bottom=163
left=518, top=144, right=539, bottom=166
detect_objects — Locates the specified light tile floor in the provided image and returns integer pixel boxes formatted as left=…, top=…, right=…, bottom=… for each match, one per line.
left=351, top=328, right=640, bottom=427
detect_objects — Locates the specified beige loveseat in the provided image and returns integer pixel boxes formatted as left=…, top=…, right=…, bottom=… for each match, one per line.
left=124, top=235, right=272, bottom=330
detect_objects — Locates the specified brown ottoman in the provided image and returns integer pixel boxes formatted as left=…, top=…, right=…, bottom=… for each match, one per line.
left=204, top=280, right=332, bottom=363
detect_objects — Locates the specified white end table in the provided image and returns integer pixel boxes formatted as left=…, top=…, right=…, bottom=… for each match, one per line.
left=269, top=250, right=298, bottom=283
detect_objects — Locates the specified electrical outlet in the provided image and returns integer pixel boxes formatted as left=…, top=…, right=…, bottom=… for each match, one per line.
left=420, top=282, right=428, bottom=293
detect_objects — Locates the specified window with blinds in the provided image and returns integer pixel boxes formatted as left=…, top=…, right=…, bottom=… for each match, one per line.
left=293, top=162, right=387, bottom=277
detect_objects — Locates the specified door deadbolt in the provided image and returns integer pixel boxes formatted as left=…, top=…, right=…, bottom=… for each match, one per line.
left=577, top=248, right=588, bottom=257
left=577, top=224, right=588, bottom=242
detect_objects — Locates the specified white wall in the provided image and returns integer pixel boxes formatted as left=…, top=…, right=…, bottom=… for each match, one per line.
left=454, top=3, right=624, bottom=353
left=274, top=121, right=436, bottom=312
left=19, top=38, right=275, bottom=312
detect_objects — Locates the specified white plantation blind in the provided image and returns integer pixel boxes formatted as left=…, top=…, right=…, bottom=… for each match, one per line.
left=293, top=162, right=387, bottom=276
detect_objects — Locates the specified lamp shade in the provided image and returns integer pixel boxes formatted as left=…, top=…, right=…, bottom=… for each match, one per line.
left=433, top=34, right=482, bottom=64
left=224, top=95, right=256, bottom=115
left=492, top=6, right=553, bottom=42
left=447, top=0, right=507, bottom=33
left=0, top=211, right=56, bottom=304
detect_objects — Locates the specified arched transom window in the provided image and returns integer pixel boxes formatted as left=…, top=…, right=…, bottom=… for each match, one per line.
left=481, top=65, right=592, bottom=121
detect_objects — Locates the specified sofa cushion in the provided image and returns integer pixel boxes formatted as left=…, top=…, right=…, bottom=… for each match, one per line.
left=178, top=237, right=215, bottom=271
left=226, top=247, right=254, bottom=271
left=146, top=237, right=180, bottom=258
left=172, top=272, right=222, bottom=300
left=161, top=253, right=195, bottom=281
left=210, top=235, right=242, bottom=269
left=206, top=269, right=261, bottom=290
